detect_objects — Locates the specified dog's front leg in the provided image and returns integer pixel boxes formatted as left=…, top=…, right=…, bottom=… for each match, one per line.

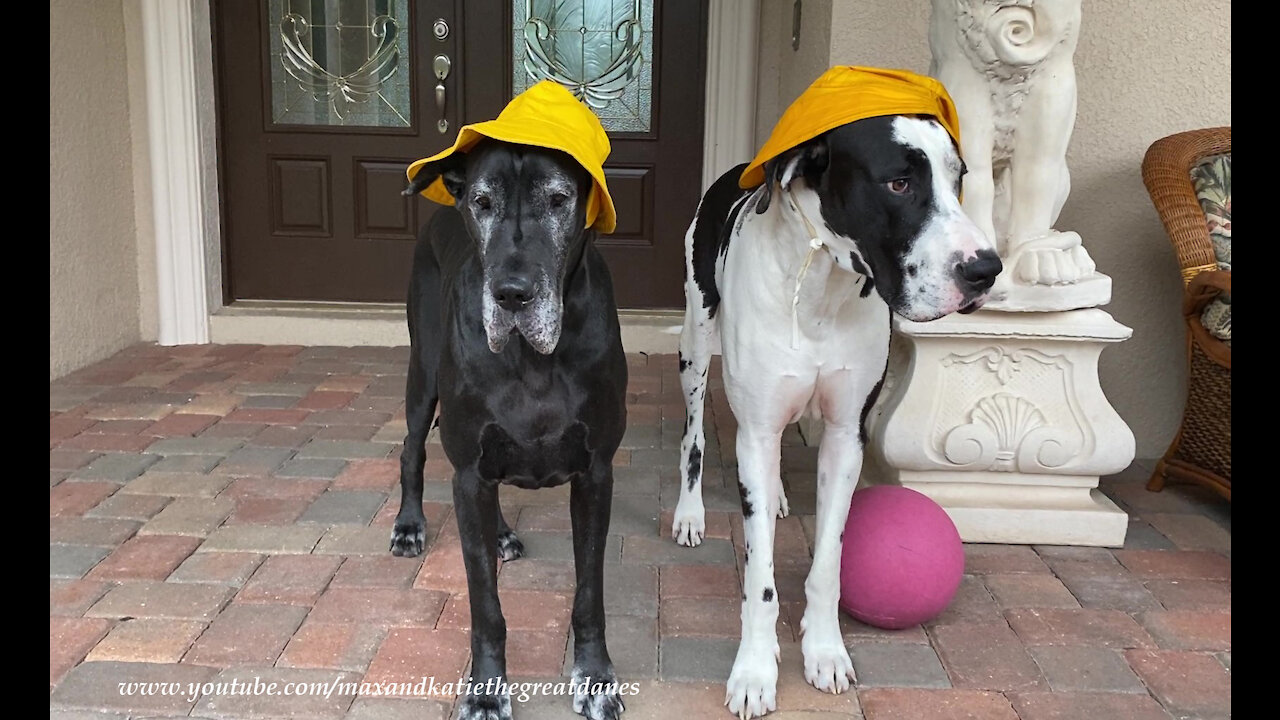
left=454, top=470, right=512, bottom=720
left=799, top=422, right=859, bottom=694
left=390, top=344, right=435, bottom=557
left=569, top=458, right=625, bottom=720
left=725, top=425, right=782, bottom=719
left=673, top=308, right=712, bottom=547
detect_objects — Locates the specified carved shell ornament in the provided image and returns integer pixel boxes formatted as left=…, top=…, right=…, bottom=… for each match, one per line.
left=957, top=0, right=1069, bottom=69
left=943, top=392, right=1076, bottom=471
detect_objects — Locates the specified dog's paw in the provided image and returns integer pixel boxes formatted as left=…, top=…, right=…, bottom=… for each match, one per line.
left=389, top=518, right=426, bottom=557
left=571, top=666, right=626, bottom=720
left=497, top=528, right=525, bottom=562
left=776, top=490, right=790, bottom=519
left=800, top=630, right=855, bottom=695
left=672, top=497, right=706, bottom=547
left=456, top=691, right=512, bottom=720
left=724, top=645, right=778, bottom=719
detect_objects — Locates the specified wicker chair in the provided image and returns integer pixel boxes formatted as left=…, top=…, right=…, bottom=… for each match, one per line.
left=1141, top=127, right=1231, bottom=500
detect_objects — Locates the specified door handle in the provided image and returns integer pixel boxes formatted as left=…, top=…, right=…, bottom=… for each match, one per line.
left=434, top=54, right=452, bottom=133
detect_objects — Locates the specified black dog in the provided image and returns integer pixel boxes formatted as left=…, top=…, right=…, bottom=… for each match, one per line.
left=391, top=139, right=628, bottom=720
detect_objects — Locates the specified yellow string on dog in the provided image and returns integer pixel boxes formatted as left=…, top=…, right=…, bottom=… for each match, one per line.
left=789, top=189, right=824, bottom=350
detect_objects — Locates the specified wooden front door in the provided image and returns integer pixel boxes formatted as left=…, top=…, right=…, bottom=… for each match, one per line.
left=214, top=0, right=706, bottom=309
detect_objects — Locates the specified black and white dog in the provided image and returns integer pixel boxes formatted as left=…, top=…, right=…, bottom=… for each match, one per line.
left=672, top=116, right=1000, bottom=718
left=392, top=139, right=628, bottom=720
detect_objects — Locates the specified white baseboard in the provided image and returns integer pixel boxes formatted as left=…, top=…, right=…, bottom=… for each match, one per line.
left=210, top=302, right=683, bottom=354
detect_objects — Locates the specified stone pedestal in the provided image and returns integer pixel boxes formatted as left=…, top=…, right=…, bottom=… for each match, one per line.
left=865, top=307, right=1134, bottom=547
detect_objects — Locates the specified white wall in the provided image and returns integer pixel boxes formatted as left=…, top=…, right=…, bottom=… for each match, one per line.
left=50, top=0, right=145, bottom=379
left=757, top=0, right=1230, bottom=459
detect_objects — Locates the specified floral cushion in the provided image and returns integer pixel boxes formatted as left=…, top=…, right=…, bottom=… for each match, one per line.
left=1190, top=153, right=1231, bottom=345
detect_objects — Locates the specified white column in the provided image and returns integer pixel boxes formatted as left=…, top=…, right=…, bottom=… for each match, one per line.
left=702, top=0, right=760, bottom=192
left=141, top=0, right=210, bottom=345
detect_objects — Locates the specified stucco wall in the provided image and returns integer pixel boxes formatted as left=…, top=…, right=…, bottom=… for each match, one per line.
left=759, top=0, right=1231, bottom=458
left=124, top=0, right=159, bottom=343
left=756, top=0, right=834, bottom=151
left=50, top=0, right=143, bottom=379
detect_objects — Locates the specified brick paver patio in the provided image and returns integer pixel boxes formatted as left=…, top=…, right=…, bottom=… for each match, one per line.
left=50, top=344, right=1231, bottom=719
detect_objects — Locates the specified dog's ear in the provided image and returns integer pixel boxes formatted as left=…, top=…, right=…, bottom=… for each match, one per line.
left=402, top=152, right=468, bottom=200
left=755, top=135, right=830, bottom=214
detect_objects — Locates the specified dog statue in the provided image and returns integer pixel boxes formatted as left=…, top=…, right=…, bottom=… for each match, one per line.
left=929, top=0, right=1109, bottom=310
left=392, top=81, right=628, bottom=720
left=671, top=67, right=1000, bottom=718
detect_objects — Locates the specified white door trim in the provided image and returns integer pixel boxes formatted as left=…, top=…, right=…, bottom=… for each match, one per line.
left=141, top=0, right=215, bottom=345
left=703, top=0, right=761, bottom=192
left=155, top=1, right=759, bottom=342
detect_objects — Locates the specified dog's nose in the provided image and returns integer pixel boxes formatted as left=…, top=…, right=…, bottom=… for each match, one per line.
left=492, top=276, right=536, bottom=312
left=956, top=251, right=1002, bottom=292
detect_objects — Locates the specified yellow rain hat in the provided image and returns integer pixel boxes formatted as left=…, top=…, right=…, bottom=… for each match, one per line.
left=740, top=66, right=961, bottom=190
left=406, top=80, right=617, bottom=234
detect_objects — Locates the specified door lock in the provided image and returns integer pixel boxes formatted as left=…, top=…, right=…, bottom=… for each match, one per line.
left=434, top=54, right=452, bottom=133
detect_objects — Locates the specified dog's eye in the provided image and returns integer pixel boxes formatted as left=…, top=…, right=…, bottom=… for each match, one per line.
left=473, top=195, right=492, bottom=210
left=888, top=179, right=910, bottom=195
left=549, top=192, right=569, bottom=208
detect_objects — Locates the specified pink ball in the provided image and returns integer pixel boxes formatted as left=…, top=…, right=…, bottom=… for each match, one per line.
left=839, top=486, right=964, bottom=629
